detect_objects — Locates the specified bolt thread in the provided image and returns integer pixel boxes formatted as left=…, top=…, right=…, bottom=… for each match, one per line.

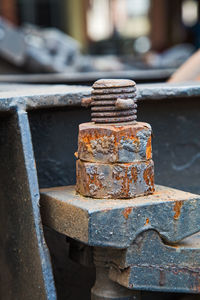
left=91, top=79, right=137, bottom=124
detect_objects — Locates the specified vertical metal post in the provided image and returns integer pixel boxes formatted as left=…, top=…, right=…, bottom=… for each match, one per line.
left=0, top=108, right=56, bottom=299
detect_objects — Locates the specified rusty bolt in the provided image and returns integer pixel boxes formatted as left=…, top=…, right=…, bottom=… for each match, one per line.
left=91, top=79, right=137, bottom=123
left=76, top=78, right=155, bottom=199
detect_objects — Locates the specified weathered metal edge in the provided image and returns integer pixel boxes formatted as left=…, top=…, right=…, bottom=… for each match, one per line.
left=17, top=108, right=57, bottom=299
left=109, top=230, right=200, bottom=294
left=0, top=82, right=200, bottom=111
left=40, top=185, right=200, bottom=249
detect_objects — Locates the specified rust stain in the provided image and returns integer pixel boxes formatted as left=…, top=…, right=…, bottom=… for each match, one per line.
left=79, top=129, right=116, bottom=157
left=112, top=167, right=129, bottom=197
left=144, top=218, right=149, bottom=225
left=146, top=136, right=152, bottom=159
left=112, top=165, right=138, bottom=198
left=131, top=167, right=138, bottom=183
left=76, top=161, right=104, bottom=196
left=81, top=97, right=92, bottom=107
left=143, top=165, right=155, bottom=191
left=173, top=201, right=183, bottom=220
left=123, top=207, right=132, bottom=219
left=78, top=124, right=149, bottom=161
left=124, top=169, right=129, bottom=197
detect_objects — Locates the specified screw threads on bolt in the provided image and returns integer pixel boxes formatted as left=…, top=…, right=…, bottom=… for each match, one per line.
left=91, top=79, right=137, bottom=123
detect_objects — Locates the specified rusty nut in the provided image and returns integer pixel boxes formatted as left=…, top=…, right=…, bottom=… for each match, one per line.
left=76, top=159, right=154, bottom=199
left=78, top=122, right=152, bottom=163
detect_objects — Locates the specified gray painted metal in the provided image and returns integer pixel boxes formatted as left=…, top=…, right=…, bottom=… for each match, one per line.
left=40, top=185, right=200, bottom=248
left=40, top=183, right=200, bottom=294
left=109, top=230, right=200, bottom=294
left=0, top=109, right=56, bottom=299
left=0, top=82, right=200, bottom=111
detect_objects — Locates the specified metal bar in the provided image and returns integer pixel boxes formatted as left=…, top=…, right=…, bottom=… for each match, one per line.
left=0, top=82, right=200, bottom=111
left=40, top=185, right=200, bottom=248
left=0, top=108, right=56, bottom=299
left=110, top=230, right=200, bottom=294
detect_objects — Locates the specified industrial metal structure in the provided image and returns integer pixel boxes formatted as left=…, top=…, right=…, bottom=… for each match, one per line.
left=1, top=81, right=200, bottom=299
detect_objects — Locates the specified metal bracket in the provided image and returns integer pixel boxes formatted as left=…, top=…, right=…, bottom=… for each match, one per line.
left=40, top=185, right=200, bottom=248
left=110, top=230, right=200, bottom=294
left=40, top=184, right=200, bottom=295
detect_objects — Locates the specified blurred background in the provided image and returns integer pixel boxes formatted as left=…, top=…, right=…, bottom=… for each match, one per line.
left=0, top=0, right=199, bottom=76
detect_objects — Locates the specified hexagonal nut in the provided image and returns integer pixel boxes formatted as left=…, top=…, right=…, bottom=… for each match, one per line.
left=78, top=122, right=152, bottom=163
left=76, top=159, right=154, bottom=199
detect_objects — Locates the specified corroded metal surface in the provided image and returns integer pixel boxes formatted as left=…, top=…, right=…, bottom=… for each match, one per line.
left=0, top=110, right=56, bottom=300
left=91, top=79, right=137, bottom=123
left=77, top=79, right=154, bottom=199
left=1, top=82, right=200, bottom=112
left=109, top=230, right=200, bottom=294
left=93, top=79, right=136, bottom=89
left=78, top=122, right=152, bottom=163
left=40, top=185, right=200, bottom=248
left=76, top=159, right=154, bottom=199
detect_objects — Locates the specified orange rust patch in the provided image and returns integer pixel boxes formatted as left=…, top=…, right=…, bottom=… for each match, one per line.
left=78, top=125, right=144, bottom=158
left=131, top=167, right=138, bottom=183
left=123, top=207, right=132, bottom=219
left=146, top=136, right=152, bottom=159
left=143, top=165, right=154, bottom=190
left=76, top=160, right=104, bottom=195
left=112, top=165, right=139, bottom=198
left=173, top=201, right=183, bottom=220
left=79, top=129, right=116, bottom=157
left=144, top=218, right=149, bottom=225
left=89, top=173, right=103, bottom=189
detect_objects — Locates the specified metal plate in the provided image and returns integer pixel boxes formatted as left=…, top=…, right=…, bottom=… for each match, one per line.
left=110, top=230, right=200, bottom=294
left=40, top=185, right=200, bottom=248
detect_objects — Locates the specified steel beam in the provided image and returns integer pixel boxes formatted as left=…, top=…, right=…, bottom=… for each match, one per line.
left=0, top=109, right=56, bottom=299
